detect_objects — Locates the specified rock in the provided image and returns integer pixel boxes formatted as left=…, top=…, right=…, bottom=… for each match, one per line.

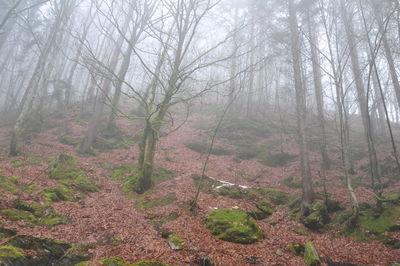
left=303, top=202, right=329, bottom=230
left=206, top=209, right=264, bottom=244
left=167, top=234, right=184, bottom=250
left=287, top=243, right=305, bottom=256
left=304, top=242, right=321, bottom=266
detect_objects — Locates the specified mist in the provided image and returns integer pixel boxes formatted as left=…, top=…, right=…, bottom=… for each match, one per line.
left=0, top=0, right=400, bottom=265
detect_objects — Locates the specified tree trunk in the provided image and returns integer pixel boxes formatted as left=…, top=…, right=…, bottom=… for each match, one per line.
left=307, top=10, right=330, bottom=169
left=288, top=0, right=314, bottom=214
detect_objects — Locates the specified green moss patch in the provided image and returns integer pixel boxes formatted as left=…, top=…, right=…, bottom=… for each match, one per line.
left=42, top=183, right=74, bottom=203
left=357, top=204, right=400, bottom=234
left=303, top=242, right=320, bottom=266
left=11, top=154, right=43, bottom=168
left=0, top=176, right=19, bottom=193
left=50, top=153, right=85, bottom=180
left=50, top=153, right=99, bottom=194
left=0, top=244, right=26, bottom=258
left=206, top=209, right=264, bottom=244
left=302, top=202, right=329, bottom=231
left=113, top=165, right=172, bottom=194
left=255, top=188, right=291, bottom=205
left=1, top=201, right=67, bottom=227
left=167, top=234, right=184, bottom=250
left=217, top=187, right=255, bottom=199
left=287, top=243, right=305, bottom=256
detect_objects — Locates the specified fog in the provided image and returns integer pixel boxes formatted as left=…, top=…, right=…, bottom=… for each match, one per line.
left=0, top=0, right=400, bottom=265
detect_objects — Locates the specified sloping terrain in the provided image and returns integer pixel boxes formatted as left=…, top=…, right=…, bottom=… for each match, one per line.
left=0, top=110, right=399, bottom=265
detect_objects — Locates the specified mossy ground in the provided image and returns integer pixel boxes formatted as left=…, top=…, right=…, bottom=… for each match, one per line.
left=49, top=153, right=99, bottom=195
left=0, top=201, right=67, bottom=227
left=0, top=245, right=26, bottom=258
left=206, top=209, right=264, bottom=244
left=255, top=188, right=291, bottom=205
left=111, top=164, right=173, bottom=194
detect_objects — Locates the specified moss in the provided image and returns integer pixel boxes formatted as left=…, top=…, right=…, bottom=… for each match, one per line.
left=248, top=200, right=273, bottom=220
left=136, top=193, right=177, bottom=211
left=42, top=184, right=74, bottom=203
left=11, top=154, right=43, bottom=168
left=74, top=176, right=99, bottom=192
left=287, top=243, right=305, bottom=256
left=357, top=204, right=400, bottom=234
left=0, top=245, right=26, bottom=258
left=113, top=165, right=172, bottom=193
left=255, top=188, right=290, bottom=205
left=0, top=209, right=36, bottom=224
left=149, top=212, right=179, bottom=227
left=303, top=202, right=329, bottom=230
left=303, top=242, right=320, bottom=266
left=167, top=234, right=184, bottom=250
left=100, top=257, right=126, bottom=265
left=0, top=176, right=19, bottom=193
left=218, top=187, right=254, bottom=199
left=292, top=225, right=309, bottom=236
left=50, top=153, right=85, bottom=180
left=206, top=209, right=264, bottom=244
left=1, top=202, right=67, bottom=227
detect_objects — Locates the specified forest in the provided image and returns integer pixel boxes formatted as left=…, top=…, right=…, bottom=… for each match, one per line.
left=0, top=0, right=399, bottom=265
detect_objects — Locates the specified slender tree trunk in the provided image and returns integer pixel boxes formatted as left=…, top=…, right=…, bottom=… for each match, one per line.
left=307, top=11, right=330, bottom=169
left=289, top=0, right=314, bottom=214
left=340, top=0, right=381, bottom=195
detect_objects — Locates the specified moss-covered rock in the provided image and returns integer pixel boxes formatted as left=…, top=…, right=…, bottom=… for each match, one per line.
left=218, top=187, right=254, bottom=199
left=50, top=153, right=84, bottom=180
left=167, top=234, right=184, bottom=250
left=303, top=202, right=329, bottom=230
left=255, top=188, right=290, bottom=205
left=1, top=202, right=67, bottom=227
left=206, top=209, right=264, bottom=244
left=287, top=243, right=305, bottom=256
left=303, top=242, right=320, bottom=266
left=0, top=234, right=88, bottom=265
left=248, top=200, right=273, bottom=220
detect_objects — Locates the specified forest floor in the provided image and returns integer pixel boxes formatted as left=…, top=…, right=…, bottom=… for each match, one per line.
left=0, top=109, right=399, bottom=265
